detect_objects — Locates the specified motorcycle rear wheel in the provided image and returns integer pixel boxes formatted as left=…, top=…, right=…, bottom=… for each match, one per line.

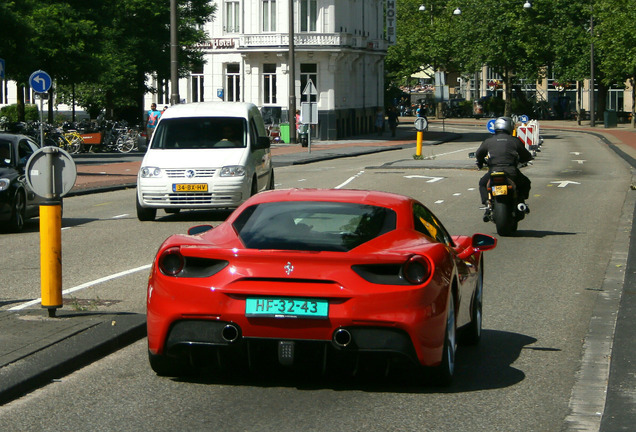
left=493, top=201, right=517, bottom=236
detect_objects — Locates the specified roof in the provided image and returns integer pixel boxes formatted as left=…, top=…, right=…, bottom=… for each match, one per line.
left=160, top=102, right=258, bottom=119
left=243, top=188, right=413, bottom=208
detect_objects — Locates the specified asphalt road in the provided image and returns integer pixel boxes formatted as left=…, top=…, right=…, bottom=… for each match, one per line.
left=0, top=126, right=634, bottom=431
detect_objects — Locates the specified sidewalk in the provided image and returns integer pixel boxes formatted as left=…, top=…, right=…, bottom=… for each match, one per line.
left=1, top=118, right=634, bottom=407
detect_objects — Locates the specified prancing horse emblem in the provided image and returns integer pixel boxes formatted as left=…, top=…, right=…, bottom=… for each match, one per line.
left=284, top=262, right=294, bottom=275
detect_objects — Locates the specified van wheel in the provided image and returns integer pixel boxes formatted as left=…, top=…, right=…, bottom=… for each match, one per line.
left=136, top=195, right=156, bottom=221
left=250, top=176, right=258, bottom=197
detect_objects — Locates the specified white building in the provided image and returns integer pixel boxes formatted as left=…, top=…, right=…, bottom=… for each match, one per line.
left=149, top=0, right=391, bottom=140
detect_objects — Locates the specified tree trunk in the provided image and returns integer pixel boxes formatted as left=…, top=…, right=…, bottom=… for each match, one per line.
left=631, top=78, right=635, bottom=128
left=503, top=69, right=512, bottom=117
left=16, top=83, right=25, bottom=122
left=47, top=89, right=54, bottom=123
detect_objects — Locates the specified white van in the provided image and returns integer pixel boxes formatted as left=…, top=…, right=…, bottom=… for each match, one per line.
left=136, top=102, right=273, bottom=221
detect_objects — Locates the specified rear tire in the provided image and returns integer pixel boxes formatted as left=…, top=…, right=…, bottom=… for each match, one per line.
left=429, top=290, right=457, bottom=386
left=461, top=261, right=483, bottom=345
left=8, top=190, right=26, bottom=232
left=136, top=195, right=156, bottom=221
left=493, top=201, right=517, bottom=236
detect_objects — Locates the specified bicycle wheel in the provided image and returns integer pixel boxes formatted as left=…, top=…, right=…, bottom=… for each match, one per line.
left=56, top=136, right=69, bottom=152
left=67, top=135, right=82, bottom=154
left=117, top=133, right=135, bottom=153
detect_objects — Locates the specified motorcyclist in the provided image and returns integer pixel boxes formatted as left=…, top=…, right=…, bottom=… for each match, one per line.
left=476, top=116, right=533, bottom=219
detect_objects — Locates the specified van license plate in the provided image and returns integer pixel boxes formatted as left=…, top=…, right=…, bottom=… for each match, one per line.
left=173, top=183, right=208, bottom=192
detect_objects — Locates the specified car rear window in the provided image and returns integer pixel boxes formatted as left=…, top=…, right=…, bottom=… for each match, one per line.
left=151, top=117, right=246, bottom=149
left=233, top=201, right=397, bottom=251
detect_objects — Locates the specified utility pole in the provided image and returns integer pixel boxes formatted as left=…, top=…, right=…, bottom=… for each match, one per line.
left=288, top=0, right=297, bottom=143
left=170, top=0, right=180, bottom=105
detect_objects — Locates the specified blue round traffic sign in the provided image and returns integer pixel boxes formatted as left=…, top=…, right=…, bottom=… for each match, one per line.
left=487, top=119, right=496, bottom=134
left=519, top=114, right=529, bottom=123
left=29, top=70, right=52, bottom=93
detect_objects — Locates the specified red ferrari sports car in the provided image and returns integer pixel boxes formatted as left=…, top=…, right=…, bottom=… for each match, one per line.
left=146, top=188, right=496, bottom=384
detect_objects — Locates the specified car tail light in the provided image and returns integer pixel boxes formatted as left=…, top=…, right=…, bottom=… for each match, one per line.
left=402, top=255, right=431, bottom=285
left=159, top=247, right=185, bottom=276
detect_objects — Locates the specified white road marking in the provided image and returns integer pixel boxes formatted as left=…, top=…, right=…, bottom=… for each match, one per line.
left=435, top=200, right=444, bottom=204
left=335, top=171, right=365, bottom=189
left=9, top=264, right=152, bottom=310
left=404, top=175, right=444, bottom=182
left=551, top=181, right=581, bottom=188
left=113, top=214, right=129, bottom=219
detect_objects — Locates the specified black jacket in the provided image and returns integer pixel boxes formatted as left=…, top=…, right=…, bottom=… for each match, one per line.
left=475, top=132, right=533, bottom=171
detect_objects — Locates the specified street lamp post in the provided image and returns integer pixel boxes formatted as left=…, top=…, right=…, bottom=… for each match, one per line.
left=170, top=0, right=180, bottom=105
left=589, top=15, right=595, bottom=127
left=288, top=0, right=297, bottom=144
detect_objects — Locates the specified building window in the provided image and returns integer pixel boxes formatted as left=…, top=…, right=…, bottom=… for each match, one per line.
left=300, top=63, right=317, bottom=103
left=192, top=76, right=204, bottom=103
left=263, top=64, right=277, bottom=105
left=226, top=63, right=240, bottom=102
left=225, top=0, right=240, bottom=33
left=191, top=64, right=204, bottom=102
left=262, top=0, right=276, bottom=32
left=300, top=0, right=317, bottom=32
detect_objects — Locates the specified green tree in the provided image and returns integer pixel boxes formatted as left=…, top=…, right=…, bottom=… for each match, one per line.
left=1, top=0, right=38, bottom=121
left=595, top=0, right=636, bottom=126
left=456, top=0, right=556, bottom=116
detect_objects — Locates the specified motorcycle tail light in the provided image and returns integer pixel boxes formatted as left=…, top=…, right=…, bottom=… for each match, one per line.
left=158, top=246, right=185, bottom=276
left=403, top=255, right=432, bottom=285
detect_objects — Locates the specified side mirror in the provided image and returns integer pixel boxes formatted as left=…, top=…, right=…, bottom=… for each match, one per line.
left=471, top=233, right=497, bottom=251
left=457, top=233, right=497, bottom=260
left=188, top=225, right=214, bottom=235
left=254, top=136, right=271, bottom=150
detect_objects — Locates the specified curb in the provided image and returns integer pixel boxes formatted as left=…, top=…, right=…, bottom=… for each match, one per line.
left=0, top=312, right=146, bottom=405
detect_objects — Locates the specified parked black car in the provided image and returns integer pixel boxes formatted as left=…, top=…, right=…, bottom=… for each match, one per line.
left=0, top=133, right=42, bottom=232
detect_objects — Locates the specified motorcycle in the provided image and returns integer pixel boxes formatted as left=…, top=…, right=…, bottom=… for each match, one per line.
left=469, top=152, right=530, bottom=237
left=483, top=170, right=529, bottom=236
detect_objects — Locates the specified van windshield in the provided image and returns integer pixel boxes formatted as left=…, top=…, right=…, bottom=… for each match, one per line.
left=151, top=117, right=246, bottom=149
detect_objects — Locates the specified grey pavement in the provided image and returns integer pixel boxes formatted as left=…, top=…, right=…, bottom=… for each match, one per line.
left=1, top=118, right=635, bottom=431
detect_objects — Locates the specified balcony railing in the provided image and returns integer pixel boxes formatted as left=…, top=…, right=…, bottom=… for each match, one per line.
left=238, top=33, right=386, bottom=51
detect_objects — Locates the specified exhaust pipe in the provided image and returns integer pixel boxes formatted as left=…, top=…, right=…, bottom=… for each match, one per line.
left=221, top=324, right=239, bottom=343
left=333, top=328, right=352, bottom=347
left=517, top=202, right=528, bottom=213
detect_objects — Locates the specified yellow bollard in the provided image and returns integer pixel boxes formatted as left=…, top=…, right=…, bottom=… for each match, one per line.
left=40, top=203, right=63, bottom=317
left=416, top=131, right=423, bottom=157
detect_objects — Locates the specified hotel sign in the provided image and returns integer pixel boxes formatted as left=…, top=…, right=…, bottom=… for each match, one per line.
left=196, top=38, right=236, bottom=50
left=386, top=0, right=396, bottom=45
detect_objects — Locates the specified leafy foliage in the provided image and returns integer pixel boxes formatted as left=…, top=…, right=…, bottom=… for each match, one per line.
left=3, top=0, right=215, bottom=122
left=387, top=0, right=636, bottom=119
